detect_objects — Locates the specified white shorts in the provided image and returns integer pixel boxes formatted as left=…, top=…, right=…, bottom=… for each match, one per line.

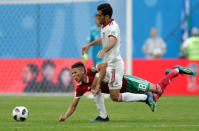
left=96, top=61, right=124, bottom=90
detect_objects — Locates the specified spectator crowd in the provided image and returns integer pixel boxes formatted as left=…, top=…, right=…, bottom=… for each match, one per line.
left=23, top=60, right=74, bottom=93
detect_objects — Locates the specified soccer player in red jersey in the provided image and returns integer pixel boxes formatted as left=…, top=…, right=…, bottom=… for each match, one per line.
left=59, top=62, right=194, bottom=122
left=59, top=62, right=154, bottom=122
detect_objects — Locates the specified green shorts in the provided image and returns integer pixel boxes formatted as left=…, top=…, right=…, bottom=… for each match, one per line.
left=123, top=74, right=150, bottom=94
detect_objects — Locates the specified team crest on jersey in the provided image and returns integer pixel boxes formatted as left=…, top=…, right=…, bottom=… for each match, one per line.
left=111, top=31, right=116, bottom=36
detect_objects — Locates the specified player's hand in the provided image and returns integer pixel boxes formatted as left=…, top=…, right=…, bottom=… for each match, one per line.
left=93, top=84, right=100, bottom=96
left=59, top=115, right=66, bottom=122
left=82, top=44, right=90, bottom=55
left=97, top=50, right=105, bottom=58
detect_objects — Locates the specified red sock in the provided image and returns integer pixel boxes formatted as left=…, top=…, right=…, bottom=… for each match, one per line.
left=152, top=93, right=159, bottom=102
left=156, top=70, right=178, bottom=97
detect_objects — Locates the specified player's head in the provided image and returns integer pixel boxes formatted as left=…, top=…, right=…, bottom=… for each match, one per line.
left=150, top=27, right=157, bottom=38
left=191, top=27, right=199, bottom=36
left=97, top=3, right=113, bottom=25
left=71, top=62, right=86, bottom=82
left=23, top=64, right=39, bottom=83
left=42, top=60, right=55, bottom=81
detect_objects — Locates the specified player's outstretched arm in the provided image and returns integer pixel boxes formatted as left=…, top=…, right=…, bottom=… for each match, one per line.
left=59, top=98, right=80, bottom=122
left=82, top=38, right=102, bottom=55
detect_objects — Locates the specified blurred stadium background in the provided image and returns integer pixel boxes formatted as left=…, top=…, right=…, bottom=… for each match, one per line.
left=0, top=0, right=198, bottom=95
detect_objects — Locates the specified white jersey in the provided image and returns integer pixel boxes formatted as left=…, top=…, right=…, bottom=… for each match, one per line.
left=101, top=19, right=123, bottom=67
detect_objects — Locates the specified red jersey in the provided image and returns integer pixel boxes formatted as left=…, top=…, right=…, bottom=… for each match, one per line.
left=75, top=68, right=127, bottom=98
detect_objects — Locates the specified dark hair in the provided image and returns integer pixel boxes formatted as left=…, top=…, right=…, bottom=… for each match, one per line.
left=97, top=3, right=113, bottom=18
left=72, top=62, right=85, bottom=69
left=71, top=62, right=86, bottom=72
left=42, top=60, right=55, bottom=70
left=27, top=64, right=39, bottom=78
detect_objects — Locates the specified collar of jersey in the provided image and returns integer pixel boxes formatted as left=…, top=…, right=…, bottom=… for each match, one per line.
left=102, top=19, right=114, bottom=28
left=78, top=76, right=89, bottom=85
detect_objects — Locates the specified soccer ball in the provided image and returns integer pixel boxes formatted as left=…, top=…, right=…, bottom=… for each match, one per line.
left=12, top=106, right=29, bottom=121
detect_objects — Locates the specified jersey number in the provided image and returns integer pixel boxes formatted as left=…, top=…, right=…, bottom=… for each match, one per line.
left=138, top=84, right=147, bottom=92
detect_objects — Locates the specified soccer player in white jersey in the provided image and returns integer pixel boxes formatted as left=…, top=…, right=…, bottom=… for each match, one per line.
left=82, top=3, right=147, bottom=104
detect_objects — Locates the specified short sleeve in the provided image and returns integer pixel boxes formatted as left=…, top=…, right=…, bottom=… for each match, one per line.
left=91, top=65, right=98, bottom=72
left=108, top=28, right=119, bottom=39
left=75, top=86, right=85, bottom=98
left=86, top=67, right=97, bottom=76
left=160, top=38, right=166, bottom=49
left=143, top=39, right=149, bottom=51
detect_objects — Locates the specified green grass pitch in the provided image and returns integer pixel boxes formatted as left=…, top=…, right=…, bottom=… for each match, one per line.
left=0, top=95, right=199, bottom=131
